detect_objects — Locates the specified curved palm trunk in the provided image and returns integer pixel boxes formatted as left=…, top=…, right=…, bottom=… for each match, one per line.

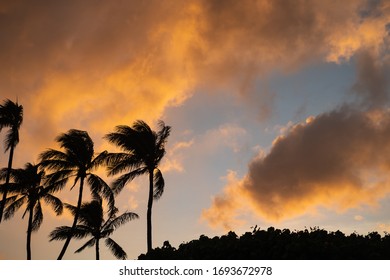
left=0, top=144, right=15, bottom=223
left=26, top=206, right=33, bottom=260
left=146, top=170, right=154, bottom=253
left=95, top=238, right=100, bottom=260
left=57, top=177, right=85, bottom=260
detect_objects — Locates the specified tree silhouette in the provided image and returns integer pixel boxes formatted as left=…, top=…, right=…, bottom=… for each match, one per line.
left=0, top=99, right=23, bottom=223
left=0, top=163, right=63, bottom=260
left=139, top=227, right=390, bottom=260
left=39, top=129, right=114, bottom=260
left=49, top=197, right=138, bottom=259
left=105, top=120, right=171, bottom=253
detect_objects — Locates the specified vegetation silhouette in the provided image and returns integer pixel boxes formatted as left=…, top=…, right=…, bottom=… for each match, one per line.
left=39, top=129, right=114, bottom=260
left=138, top=226, right=390, bottom=260
left=0, top=99, right=23, bottom=223
left=0, top=163, right=63, bottom=259
left=105, top=120, right=171, bottom=253
left=49, top=196, right=138, bottom=260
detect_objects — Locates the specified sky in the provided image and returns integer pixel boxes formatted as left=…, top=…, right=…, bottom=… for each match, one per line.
left=0, top=0, right=390, bottom=260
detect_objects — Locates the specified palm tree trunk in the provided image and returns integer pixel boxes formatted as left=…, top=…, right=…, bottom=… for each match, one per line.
left=57, top=177, right=85, bottom=260
left=96, top=238, right=100, bottom=260
left=146, top=170, right=153, bottom=253
left=0, top=144, right=14, bottom=223
left=26, top=206, right=33, bottom=260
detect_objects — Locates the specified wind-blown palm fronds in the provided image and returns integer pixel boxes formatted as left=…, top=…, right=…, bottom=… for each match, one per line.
left=105, top=120, right=170, bottom=253
left=0, top=99, right=23, bottom=222
left=40, top=129, right=114, bottom=259
left=50, top=197, right=138, bottom=259
left=1, top=163, right=63, bottom=260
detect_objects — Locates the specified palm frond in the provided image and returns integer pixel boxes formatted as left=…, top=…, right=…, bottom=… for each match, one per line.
left=90, top=150, right=108, bottom=170
left=31, top=202, right=43, bottom=231
left=64, top=203, right=77, bottom=217
left=111, top=167, right=148, bottom=194
left=56, top=130, right=94, bottom=162
left=4, top=195, right=27, bottom=220
left=105, top=153, right=143, bottom=176
left=1, top=193, right=17, bottom=206
left=75, top=238, right=96, bottom=253
left=39, top=149, right=71, bottom=165
left=153, top=168, right=165, bottom=200
left=0, top=99, right=23, bottom=152
left=105, top=125, right=147, bottom=157
left=77, top=200, right=103, bottom=228
left=132, top=120, right=151, bottom=132
left=4, top=128, right=19, bottom=151
left=43, top=194, right=63, bottom=215
left=107, top=212, right=139, bottom=229
left=0, top=168, right=7, bottom=180
left=0, top=182, right=22, bottom=194
left=105, top=238, right=127, bottom=260
left=0, top=167, right=21, bottom=182
left=44, top=175, right=70, bottom=194
left=49, top=225, right=90, bottom=241
left=0, top=99, right=23, bottom=126
left=156, top=121, right=171, bottom=150
left=100, top=228, right=114, bottom=238
left=49, top=226, right=72, bottom=241
left=87, top=174, right=115, bottom=214
left=42, top=160, right=77, bottom=178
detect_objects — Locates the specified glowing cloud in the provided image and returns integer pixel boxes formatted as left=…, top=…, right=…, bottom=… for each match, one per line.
left=203, top=107, right=390, bottom=228
left=1, top=0, right=389, bottom=158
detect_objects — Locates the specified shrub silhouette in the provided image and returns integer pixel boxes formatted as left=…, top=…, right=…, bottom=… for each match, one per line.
left=139, top=227, right=390, bottom=260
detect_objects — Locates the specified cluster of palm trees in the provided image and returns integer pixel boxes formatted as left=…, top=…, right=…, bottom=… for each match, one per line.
left=0, top=99, right=171, bottom=260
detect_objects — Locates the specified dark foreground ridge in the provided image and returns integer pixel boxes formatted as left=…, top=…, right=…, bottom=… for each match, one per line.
left=138, top=227, right=390, bottom=260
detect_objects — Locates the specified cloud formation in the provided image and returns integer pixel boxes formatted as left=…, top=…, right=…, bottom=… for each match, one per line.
left=1, top=0, right=201, bottom=158
left=203, top=107, right=390, bottom=228
left=201, top=1, right=390, bottom=229
left=1, top=0, right=388, bottom=154
left=352, top=50, right=390, bottom=108
left=202, top=49, right=389, bottom=230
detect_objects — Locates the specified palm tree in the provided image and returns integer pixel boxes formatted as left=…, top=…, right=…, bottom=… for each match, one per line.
left=49, top=197, right=138, bottom=260
left=105, top=120, right=171, bottom=253
left=0, top=163, right=63, bottom=260
left=39, top=129, right=114, bottom=260
left=0, top=99, right=23, bottom=223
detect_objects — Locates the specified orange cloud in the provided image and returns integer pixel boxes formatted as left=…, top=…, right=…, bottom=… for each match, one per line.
left=326, top=0, right=390, bottom=63
left=160, top=140, right=194, bottom=173
left=201, top=170, right=249, bottom=230
left=1, top=1, right=388, bottom=151
left=203, top=107, right=390, bottom=229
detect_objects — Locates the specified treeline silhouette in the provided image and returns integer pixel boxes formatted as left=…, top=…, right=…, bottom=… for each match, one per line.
left=139, top=227, right=390, bottom=260
left=0, top=98, right=170, bottom=260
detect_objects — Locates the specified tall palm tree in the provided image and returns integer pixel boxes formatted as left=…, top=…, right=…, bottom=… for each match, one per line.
left=0, top=163, right=63, bottom=260
left=49, top=197, right=138, bottom=260
left=39, top=129, right=114, bottom=260
left=105, top=120, right=171, bottom=253
left=0, top=99, right=23, bottom=223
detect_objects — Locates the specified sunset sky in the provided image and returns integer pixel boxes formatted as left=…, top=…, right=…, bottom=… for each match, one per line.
left=1, top=0, right=390, bottom=260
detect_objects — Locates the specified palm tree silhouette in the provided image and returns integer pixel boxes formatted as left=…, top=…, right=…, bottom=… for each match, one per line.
left=105, top=120, right=171, bottom=253
left=39, top=129, right=114, bottom=260
left=0, top=99, right=23, bottom=223
left=50, top=197, right=138, bottom=259
left=0, top=163, right=63, bottom=260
